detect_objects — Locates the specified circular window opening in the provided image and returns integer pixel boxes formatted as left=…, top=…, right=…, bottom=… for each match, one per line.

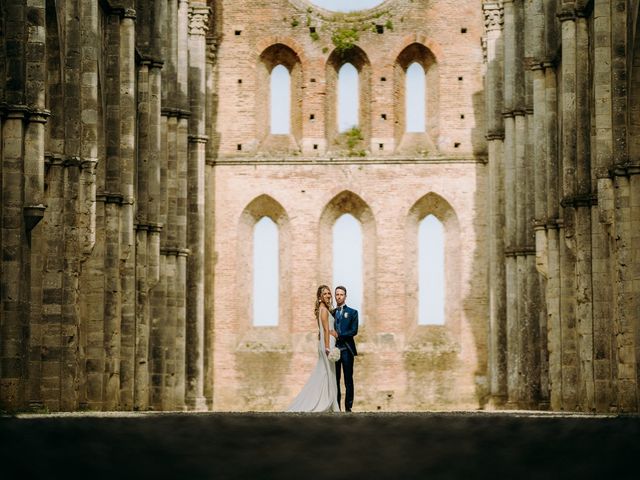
left=308, top=0, right=386, bottom=12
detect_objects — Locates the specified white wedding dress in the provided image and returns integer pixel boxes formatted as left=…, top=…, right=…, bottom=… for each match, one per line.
left=287, top=308, right=340, bottom=412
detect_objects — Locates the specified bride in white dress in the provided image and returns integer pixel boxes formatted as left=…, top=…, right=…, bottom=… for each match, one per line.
left=287, top=285, right=340, bottom=412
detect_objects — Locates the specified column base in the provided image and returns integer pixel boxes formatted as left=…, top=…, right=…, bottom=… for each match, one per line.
left=186, top=395, right=208, bottom=411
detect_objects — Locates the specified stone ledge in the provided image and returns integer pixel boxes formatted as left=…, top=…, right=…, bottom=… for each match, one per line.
left=211, top=155, right=487, bottom=166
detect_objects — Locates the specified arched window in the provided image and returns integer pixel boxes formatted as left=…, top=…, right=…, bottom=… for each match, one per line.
left=332, top=214, right=363, bottom=322
left=338, top=63, right=359, bottom=132
left=406, top=62, right=426, bottom=132
left=270, top=64, right=290, bottom=134
left=253, top=217, right=279, bottom=326
left=418, top=215, right=445, bottom=325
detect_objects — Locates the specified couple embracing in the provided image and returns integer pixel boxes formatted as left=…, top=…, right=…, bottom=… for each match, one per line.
left=287, top=285, right=359, bottom=413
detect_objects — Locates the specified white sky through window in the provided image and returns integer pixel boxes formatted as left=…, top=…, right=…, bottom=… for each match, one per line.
left=406, top=62, right=426, bottom=132
left=418, top=214, right=445, bottom=325
left=332, top=214, right=363, bottom=322
left=253, top=217, right=279, bottom=326
left=270, top=65, right=290, bottom=134
left=338, top=63, right=359, bottom=132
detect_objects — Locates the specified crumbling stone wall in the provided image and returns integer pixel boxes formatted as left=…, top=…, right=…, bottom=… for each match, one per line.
left=484, top=0, right=640, bottom=413
left=210, top=0, right=488, bottom=411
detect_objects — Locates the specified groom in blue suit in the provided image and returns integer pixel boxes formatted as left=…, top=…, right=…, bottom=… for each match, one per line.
left=333, top=286, right=358, bottom=412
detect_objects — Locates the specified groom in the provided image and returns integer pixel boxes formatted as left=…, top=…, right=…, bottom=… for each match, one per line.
left=333, top=286, right=358, bottom=412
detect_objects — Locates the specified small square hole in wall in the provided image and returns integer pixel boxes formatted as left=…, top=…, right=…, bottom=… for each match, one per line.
left=238, top=79, right=242, bottom=84
left=461, top=28, right=467, bottom=34
left=235, top=30, right=242, bottom=36
left=454, top=142, right=461, bottom=148
left=458, top=76, right=463, bottom=81
left=310, top=114, right=315, bottom=121
left=237, top=144, right=242, bottom=151
left=309, top=26, right=316, bottom=33
left=380, top=76, right=387, bottom=82
left=460, top=114, right=465, bottom=119
left=378, top=143, right=384, bottom=150
left=376, top=24, right=384, bottom=34
left=313, top=144, right=318, bottom=150
left=310, top=78, right=316, bottom=83
left=381, top=113, right=387, bottom=120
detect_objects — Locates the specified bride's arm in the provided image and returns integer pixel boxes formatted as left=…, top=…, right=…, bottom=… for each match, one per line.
left=320, top=308, right=330, bottom=354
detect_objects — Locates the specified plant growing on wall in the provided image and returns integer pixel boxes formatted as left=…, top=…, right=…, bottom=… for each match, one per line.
left=331, top=27, right=360, bottom=55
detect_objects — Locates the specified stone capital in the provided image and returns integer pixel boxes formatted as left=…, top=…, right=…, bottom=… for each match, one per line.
left=483, top=2, right=504, bottom=32
left=189, top=5, right=211, bottom=36
left=557, top=7, right=576, bottom=22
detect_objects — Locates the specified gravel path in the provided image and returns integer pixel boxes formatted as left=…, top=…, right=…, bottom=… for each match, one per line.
left=1, top=411, right=638, bottom=479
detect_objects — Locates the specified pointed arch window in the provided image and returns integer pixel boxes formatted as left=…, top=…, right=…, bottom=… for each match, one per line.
left=253, top=217, right=279, bottom=326
left=406, top=62, right=426, bottom=132
left=270, top=64, right=291, bottom=134
left=338, top=63, right=359, bottom=132
left=418, top=214, right=445, bottom=325
left=332, top=214, right=363, bottom=322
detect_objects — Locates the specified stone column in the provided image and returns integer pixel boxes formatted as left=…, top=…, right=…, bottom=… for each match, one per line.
left=118, top=6, right=137, bottom=410
left=186, top=3, right=210, bottom=411
left=611, top=0, right=637, bottom=412
left=543, top=60, right=562, bottom=410
left=574, top=9, right=595, bottom=411
left=1, top=109, right=27, bottom=410
left=483, top=1, right=507, bottom=407
left=204, top=36, right=217, bottom=408
left=558, top=3, right=579, bottom=411
left=591, top=0, right=615, bottom=412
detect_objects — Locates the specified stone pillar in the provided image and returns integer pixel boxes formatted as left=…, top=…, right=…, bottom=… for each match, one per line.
left=103, top=8, right=123, bottom=410
left=186, top=3, right=210, bottom=411
left=204, top=36, right=217, bottom=409
left=175, top=112, right=189, bottom=410
left=483, top=1, right=507, bottom=407
left=558, top=3, right=579, bottom=411
left=1, top=110, right=28, bottom=410
left=502, top=0, right=519, bottom=408
left=611, top=0, right=637, bottom=412
left=532, top=62, right=550, bottom=408
left=574, top=9, right=595, bottom=411
left=118, top=6, right=137, bottom=410
left=542, top=60, right=562, bottom=410
left=592, top=0, right=615, bottom=412
left=521, top=0, right=543, bottom=409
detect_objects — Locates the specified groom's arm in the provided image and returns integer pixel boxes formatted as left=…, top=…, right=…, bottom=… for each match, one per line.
left=340, top=310, right=358, bottom=337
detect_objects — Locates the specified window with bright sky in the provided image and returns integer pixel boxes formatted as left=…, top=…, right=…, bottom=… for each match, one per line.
left=332, top=214, right=363, bottom=322
left=270, top=65, right=290, bottom=134
left=406, top=62, right=426, bottom=132
left=338, top=63, right=359, bottom=132
left=253, top=217, right=279, bottom=326
left=418, top=215, right=445, bottom=325
left=310, top=0, right=385, bottom=12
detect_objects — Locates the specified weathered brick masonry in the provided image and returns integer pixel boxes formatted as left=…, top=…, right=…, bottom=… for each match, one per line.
left=0, top=0, right=638, bottom=412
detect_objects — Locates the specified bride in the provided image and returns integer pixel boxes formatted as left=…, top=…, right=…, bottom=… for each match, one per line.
left=287, top=285, right=340, bottom=412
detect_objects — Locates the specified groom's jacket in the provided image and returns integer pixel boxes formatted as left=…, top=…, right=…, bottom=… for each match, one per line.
left=334, top=305, right=358, bottom=356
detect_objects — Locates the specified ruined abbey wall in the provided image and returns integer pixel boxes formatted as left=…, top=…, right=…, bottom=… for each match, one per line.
left=210, top=0, right=488, bottom=411
left=1, top=0, right=639, bottom=413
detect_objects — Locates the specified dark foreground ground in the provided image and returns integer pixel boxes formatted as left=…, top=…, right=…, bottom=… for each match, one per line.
left=1, top=411, right=639, bottom=479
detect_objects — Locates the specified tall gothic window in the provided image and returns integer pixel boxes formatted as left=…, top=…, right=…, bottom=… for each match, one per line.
left=332, top=214, right=363, bottom=322
left=270, top=64, right=291, bottom=134
left=338, top=63, right=359, bottom=132
left=418, top=214, right=445, bottom=325
left=253, top=217, right=279, bottom=326
left=406, top=62, right=426, bottom=132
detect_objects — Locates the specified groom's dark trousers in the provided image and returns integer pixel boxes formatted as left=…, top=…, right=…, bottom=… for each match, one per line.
left=336, top=350, right=354, bottom=411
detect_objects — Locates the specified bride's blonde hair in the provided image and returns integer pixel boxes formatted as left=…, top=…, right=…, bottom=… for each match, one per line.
left=314, top=285, right=332, bottom=320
